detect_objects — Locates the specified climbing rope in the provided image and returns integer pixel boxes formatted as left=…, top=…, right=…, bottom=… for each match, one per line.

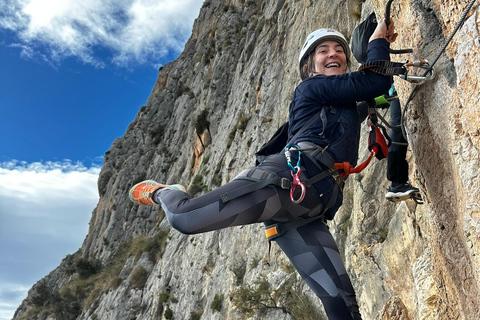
left=400, top=0, right=478, bottom=140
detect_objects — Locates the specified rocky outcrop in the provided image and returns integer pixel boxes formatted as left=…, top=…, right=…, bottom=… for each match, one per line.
left=14, top=0, right=480, bottom=319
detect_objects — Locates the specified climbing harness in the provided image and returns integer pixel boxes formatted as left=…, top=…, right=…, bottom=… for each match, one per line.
left=281, top=105, right=390, bottom=204
left=242, top=100, right=392, bottom=207
left=283, top=115, right=389, bottom=204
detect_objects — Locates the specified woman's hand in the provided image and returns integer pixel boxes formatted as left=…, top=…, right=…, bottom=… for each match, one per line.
left=369, top=18, right=398, bottom=43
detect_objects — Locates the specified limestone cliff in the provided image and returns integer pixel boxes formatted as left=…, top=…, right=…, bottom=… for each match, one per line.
left=13, top=0, right=480, bottom=319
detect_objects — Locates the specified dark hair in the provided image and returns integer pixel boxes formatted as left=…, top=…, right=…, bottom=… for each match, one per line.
left=300, top=54, right=316, bottom=80
left=299, top=43, right=351, bottom=80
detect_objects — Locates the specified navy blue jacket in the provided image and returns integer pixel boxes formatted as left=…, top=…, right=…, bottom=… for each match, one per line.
left=288, top=38, right=392, bottom=166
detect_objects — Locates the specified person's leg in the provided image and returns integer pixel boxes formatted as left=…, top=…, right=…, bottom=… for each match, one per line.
left=155, top=178, right=287, bottom=234
left=385, top=98, right=421, bottom=202
left=274, top=219, right=362, bottom=320
left=387, top=98, right=409, bottom=184
left=148, top=154, right=326, bottom=234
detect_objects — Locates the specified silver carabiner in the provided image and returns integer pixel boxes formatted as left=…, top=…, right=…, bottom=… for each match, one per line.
left=400, top=60, right=435, bottom=85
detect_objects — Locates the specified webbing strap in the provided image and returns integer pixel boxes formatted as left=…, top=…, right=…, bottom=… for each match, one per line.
left=310, top=146, right=337, bottom=168
left=287, top=109, right=322, bottom=145
left=367, top=100, right=391, bottom=159
left=303, top=170, right=334, bottom=187
left=359, top=60, right=406, bottom=76
left=221, top=168, right=291, bottom=203
left=334, top=151, right=375, bottom=178
left=304, top=147, right=343, bottom=186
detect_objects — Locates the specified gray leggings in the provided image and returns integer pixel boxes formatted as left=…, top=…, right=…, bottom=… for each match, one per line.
left=154, top=153, right=361, bottom=320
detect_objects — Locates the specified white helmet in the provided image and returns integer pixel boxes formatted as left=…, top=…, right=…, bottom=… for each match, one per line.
left=298, top=28, right=350, bottom=70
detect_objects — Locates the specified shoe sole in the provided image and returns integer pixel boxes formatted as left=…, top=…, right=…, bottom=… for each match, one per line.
left=385, top=190, right=422, bottom=203
left=166, top=184, right=187, bottom=193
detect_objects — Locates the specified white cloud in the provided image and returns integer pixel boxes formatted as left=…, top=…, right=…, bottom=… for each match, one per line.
left=0, top=285, right=29, bottom=320
left=0, top=160, right=100, bottom=320
left=0, top=0, right=203, bottom=67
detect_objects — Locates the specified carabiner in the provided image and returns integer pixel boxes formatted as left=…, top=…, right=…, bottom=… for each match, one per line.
left=284, top=144, right=302, bottom=173
left=400, top=60, right=435, bottom=85
left=290, top=166, right=306, bottom=204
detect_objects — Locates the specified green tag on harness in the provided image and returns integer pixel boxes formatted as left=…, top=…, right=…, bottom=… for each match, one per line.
left=374, top=95, right=390, bottom=108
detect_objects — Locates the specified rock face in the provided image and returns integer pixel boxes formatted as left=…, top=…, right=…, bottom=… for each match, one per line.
left=13, top=0, right=480, bottom=319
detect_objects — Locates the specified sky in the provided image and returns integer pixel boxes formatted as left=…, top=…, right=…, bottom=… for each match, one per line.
left=0, top=0, right=203, bottom=319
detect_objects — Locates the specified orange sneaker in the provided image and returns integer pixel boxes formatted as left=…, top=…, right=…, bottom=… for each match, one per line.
left=129, top=180, right=186, bottom=205
left=129, top=180, right=164, bottom=205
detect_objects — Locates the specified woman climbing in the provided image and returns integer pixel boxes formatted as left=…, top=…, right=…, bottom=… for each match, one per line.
left=129, top=18, right=398, bottom=320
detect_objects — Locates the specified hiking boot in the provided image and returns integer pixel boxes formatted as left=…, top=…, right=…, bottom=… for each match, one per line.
left=129, top=180, right=186, bottom=206
left=385, top=182, right=422, bottom=203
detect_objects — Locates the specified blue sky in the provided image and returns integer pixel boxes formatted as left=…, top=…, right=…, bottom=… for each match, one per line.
left=0, top=1, right=203, bottom=319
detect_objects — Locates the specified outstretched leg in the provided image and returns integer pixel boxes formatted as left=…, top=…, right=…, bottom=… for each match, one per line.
left=147, top=154, right=326, bottom=234
left=273, top=219, right=362, bottom=320
left=155, top=178, right=289, bottom=234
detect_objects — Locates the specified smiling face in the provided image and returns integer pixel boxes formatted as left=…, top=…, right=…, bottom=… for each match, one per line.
left=312, top=40, right=347, bottom=76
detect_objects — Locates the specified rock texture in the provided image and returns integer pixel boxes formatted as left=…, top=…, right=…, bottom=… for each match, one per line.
left=13, top=0, right=480, bottom=319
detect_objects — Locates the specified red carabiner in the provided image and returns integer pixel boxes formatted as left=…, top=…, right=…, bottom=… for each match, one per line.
left=290, top=167, right=306, bottom=204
